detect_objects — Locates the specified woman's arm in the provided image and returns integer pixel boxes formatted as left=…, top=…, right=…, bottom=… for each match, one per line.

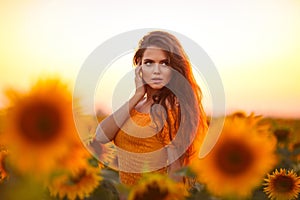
left=94, top=94, right=143, bottom=143
left=94, top=66, right=145, bottom=143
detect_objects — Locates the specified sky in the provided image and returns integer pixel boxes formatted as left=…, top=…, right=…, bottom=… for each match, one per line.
left=0, top=0, right=300, bottom=118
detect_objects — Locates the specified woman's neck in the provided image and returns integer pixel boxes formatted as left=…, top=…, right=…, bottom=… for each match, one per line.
left=134, top=87, right=161, bottom=113
left=145, top=87, right=160, bottom=102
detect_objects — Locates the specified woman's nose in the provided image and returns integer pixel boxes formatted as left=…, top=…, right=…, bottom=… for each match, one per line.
left=153, top=63, right=161, bottom=74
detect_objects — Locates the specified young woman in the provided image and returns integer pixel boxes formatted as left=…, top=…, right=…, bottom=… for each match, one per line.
left=92, top=30, right=207, bottom=186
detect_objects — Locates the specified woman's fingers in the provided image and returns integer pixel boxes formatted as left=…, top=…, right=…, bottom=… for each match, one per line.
left=135, top=65, right=142, bottom=79
left=134, top=65, right=146, bottom=97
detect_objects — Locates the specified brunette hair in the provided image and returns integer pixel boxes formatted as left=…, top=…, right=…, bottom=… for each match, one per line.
left=133, top=31, right=207, bottom=165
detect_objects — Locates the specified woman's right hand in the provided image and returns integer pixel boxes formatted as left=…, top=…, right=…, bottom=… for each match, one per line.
left=134, top=65, right=146, bottom=98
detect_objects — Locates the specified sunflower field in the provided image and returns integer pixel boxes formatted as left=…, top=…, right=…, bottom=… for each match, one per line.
left=1, top=76, right=300, bottom=200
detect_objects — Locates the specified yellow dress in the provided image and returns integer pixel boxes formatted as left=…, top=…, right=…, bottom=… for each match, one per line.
left=113, top=109, right=171, bottom=186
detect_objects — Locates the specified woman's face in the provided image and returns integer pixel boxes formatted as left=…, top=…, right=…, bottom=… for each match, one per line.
left=141, top=47, right=172, bottom=90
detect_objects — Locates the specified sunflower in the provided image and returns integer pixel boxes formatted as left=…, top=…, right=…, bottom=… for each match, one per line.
left=127, top=173, right=188, bottom=200
left=264, top=168, right=300, bottom=200
left=74, top=113, right=117, bottom=169
left=273, top=127, right=291, bottom=148
left=2, top=77, right=81, bottom=176
left=190, top=112, right=278, bottom=198
left=55, top=142, right=94, bottom=173
left=46, top=163, right=102, bottom=200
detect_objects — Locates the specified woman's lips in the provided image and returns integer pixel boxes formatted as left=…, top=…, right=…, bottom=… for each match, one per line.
left=151, top=78, right=163, bottom=83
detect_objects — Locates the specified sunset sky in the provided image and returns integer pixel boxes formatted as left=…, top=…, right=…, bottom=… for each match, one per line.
left=1, top=0, right=299, bottom=118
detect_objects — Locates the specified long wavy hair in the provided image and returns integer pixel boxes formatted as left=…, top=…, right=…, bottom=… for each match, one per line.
left=133, top=31, right=207, bottom=165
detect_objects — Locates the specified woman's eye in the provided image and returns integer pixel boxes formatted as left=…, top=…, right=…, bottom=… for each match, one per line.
left=161, top=62, right=169, bottom=66
left=144, top=62, right=152, bottom=66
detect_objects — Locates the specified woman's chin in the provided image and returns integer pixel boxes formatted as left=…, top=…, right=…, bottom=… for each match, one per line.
left=148, top=84, right=165, bottom=90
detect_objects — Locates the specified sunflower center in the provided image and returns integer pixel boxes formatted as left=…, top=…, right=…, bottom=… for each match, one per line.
left=273, top=175, right=294, bottom=193
left=18, top=101, right=62, bottom=143
left=215, top=140, right=253, bottom=176
left=68, top=169, right=87, bottom=185
left=133, top=181, right=169, bottom=200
